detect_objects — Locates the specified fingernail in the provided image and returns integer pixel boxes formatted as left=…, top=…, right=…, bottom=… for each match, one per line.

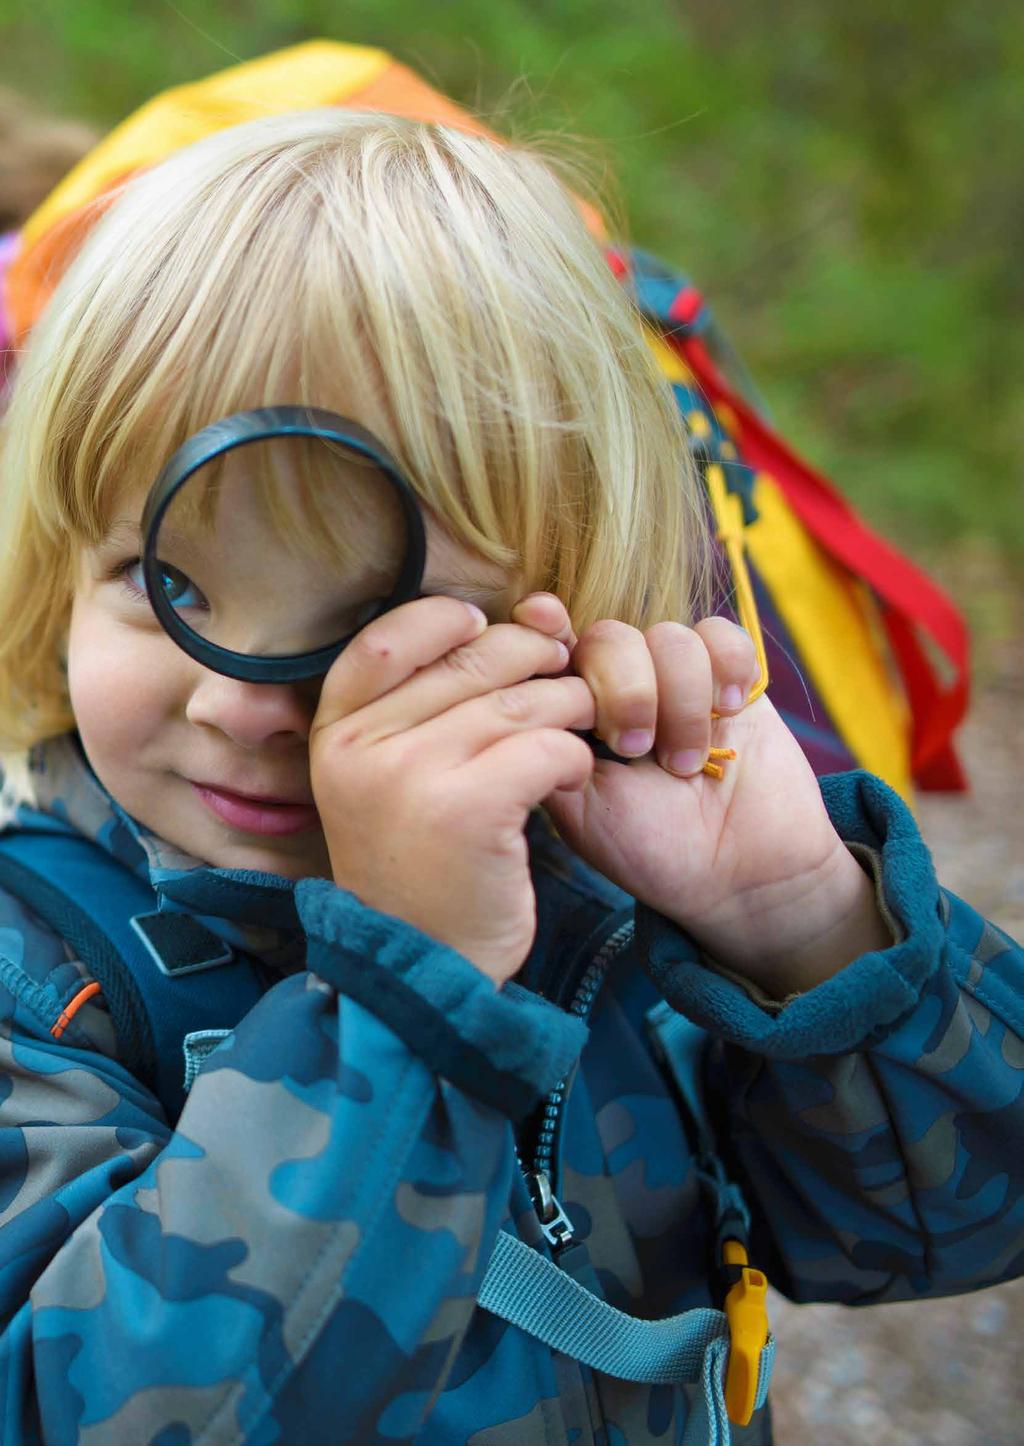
left=667, top=749, right=705, bottom=776
left=465, top=603, right=488, bottom=629
left=719, top=684, right=744, bottom=711
left=617, top=729, right=654, bottom=756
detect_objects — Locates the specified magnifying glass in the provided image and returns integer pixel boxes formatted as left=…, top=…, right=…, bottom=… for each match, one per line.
left=140, top=406, right=426, bottom=684
left=140, top=405, right=635, bottom=764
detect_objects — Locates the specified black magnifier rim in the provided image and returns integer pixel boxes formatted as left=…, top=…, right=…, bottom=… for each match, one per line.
left=141, top=405, right=427, bottom=684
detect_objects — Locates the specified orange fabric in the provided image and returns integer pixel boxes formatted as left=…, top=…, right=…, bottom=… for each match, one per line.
left=8, top=186, right=123, bottom=343
left=6, top=47, right=605, bottom=344
left=341, top=60, right=498, bottom=136
left=18, top=41, right=390, bottom=249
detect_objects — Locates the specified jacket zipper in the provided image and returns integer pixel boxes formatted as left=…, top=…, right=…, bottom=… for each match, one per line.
left=522, top=919, right=635, bottom=1253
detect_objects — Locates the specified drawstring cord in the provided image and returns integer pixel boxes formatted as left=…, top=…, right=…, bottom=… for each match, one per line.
left=701, top=459, right=770, bottom=781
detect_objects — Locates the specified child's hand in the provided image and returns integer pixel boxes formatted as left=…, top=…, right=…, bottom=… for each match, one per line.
left=513, top=593, right=891, bottom=997
left=308, top=597, right=597, bottom=986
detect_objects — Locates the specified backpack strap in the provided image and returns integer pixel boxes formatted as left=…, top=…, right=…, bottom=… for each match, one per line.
left=478, top=1230, right=774, bottom=1444
left=0, top=826, right=266, bottom=1118
left=646, top=1000, right=753, bottom=1244
left=478, top=1001, right=774, bottom=1435
left=647, top=998, right=773, bottom=1429
left=622, top=247, right=969, bottom=792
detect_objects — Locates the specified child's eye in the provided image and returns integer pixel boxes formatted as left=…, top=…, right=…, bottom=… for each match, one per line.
left=112, top=557, right=209, bottom=612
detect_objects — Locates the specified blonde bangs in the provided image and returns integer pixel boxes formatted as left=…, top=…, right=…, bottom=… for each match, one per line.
left=0, top=107, right=711, bottom=758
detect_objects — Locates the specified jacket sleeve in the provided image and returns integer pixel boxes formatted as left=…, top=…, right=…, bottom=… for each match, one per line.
left=0, top=876, right=587, bottom=1443
left=638, top=768, right=1024, bottom=1306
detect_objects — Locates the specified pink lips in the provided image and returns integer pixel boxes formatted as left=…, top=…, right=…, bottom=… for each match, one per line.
left=190, top=782, right=320, bottom=836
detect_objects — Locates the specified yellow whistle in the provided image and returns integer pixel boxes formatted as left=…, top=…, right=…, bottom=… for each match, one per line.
left=721, top=1238, right=770, bottom=1427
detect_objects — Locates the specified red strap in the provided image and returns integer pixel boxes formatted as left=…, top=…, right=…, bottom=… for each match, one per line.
left=673, top=327, right=969, bottom=789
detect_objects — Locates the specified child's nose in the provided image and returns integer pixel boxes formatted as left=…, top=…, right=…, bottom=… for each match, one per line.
left=185, top=672, right=316, bottom=747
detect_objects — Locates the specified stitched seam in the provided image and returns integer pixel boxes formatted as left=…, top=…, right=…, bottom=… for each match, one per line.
left=948, top=937, right=1024, bottom=1040
left=0, top=949, right=107, bottom=1053
left=186, top=877, right=293, bottom=902
left=0, top=950, right=64, bottom=1032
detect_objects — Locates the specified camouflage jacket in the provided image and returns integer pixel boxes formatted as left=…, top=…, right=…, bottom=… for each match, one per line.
left=0, top=732, right=1021, bottom=1444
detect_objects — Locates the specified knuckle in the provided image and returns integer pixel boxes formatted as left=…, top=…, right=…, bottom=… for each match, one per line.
left=712, top=645, right=751, bottom=681
left=317, top=718, right=365, bottom=757
left=543, top=725, right=589, bottom=765
left=561, top=732, right=596, bottom=779
left=694, top=616, right=755, bottom=662
left=584, top=617, right=642, bottom=646
left=607, top=682, right=655, bottom=715
left=568, top=729, right=595, bottom=766
left=492, top=685, right=533, bottom=723
left=531, top=728, right=566, bottom=767
left=676, top=714, right=711, bottom=741
left=442, top=639, right=491, bottom=683
left=377, top=730, right=420, bottom=777
left=667, top=695, right=711, bottom=733
left=562, top=675, right=596, bottom=709
left=645, top=619, right=700, bottom=653
left=504, top=622, right=567, bottom=662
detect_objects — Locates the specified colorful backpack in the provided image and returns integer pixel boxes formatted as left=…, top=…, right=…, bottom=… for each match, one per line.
left=0, top=38, right=969, bottom=804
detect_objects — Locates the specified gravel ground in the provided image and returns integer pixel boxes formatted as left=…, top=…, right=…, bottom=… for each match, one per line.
left=767, top=555, right=1024, bottom=1445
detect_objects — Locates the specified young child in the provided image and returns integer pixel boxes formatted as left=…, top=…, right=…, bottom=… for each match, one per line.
left=0, top=108, right=1020, bottom=1446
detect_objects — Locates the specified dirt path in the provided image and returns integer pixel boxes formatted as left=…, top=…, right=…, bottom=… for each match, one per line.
left=767, top=555, right=1024, bottom=1444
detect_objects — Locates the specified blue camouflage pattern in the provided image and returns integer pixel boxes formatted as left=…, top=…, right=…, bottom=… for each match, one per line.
left=0, top=732, right=1021, bottom=1443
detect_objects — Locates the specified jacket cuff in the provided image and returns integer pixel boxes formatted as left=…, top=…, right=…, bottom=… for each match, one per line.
left=638, top=769, right=946, bottom=1058
left=295, top=878, right=588, bottom=1121
left=704, top=840, right=906, bottom=1015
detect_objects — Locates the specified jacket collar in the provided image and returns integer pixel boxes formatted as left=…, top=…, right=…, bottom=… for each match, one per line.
left=12, top=732, right=631, bottom=991
left=17, top=732, right=306, bottom=974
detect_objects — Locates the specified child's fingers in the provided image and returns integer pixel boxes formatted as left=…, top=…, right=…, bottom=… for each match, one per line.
left=313, top=596, right=488, bottom=731
left=410, top=675, right=595, bottom=768
left=644, top=622, right=714, bottom=776
left=458, top=726, right=595, bottom=814
left=341, top=623, right=573, bottom=744
left=509, top=591, right=578, bottom=651
left=692, top=617, right=760, bottom=713
left=570, top=620, right=659, bottom=757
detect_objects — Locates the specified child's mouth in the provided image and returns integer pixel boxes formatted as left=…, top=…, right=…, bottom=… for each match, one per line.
left=190, top=782, right=321, bottom=836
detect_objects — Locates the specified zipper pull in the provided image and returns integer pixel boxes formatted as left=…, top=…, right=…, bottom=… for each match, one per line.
left=526, top=1168, right=575, bottom=1252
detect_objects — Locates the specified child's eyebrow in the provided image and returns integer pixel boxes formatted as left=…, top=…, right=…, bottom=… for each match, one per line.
left=99, top=518, right=504, bottom=599
left=100, top=518, right=196, bottom=556
left=101, top=519, right=144, bottom=547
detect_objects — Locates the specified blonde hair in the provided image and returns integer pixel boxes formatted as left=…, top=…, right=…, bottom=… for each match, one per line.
left=0, top=108, right=711, bottom=759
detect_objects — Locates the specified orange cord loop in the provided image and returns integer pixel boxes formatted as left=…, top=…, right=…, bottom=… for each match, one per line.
left=697, top=460, right=770, bottom=782
left=50, top=980, right=102, bottom=1039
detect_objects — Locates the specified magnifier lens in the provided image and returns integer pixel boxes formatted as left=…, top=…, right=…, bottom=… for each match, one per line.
left=151, top=430, right=411, bottom=664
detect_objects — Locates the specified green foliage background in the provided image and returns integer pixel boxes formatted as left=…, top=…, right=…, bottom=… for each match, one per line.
left=2, top=0, right=1020, bottom=566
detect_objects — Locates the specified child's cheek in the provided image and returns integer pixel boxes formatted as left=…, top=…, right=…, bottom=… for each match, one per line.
left=66, top=592, right=182, bottom=781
